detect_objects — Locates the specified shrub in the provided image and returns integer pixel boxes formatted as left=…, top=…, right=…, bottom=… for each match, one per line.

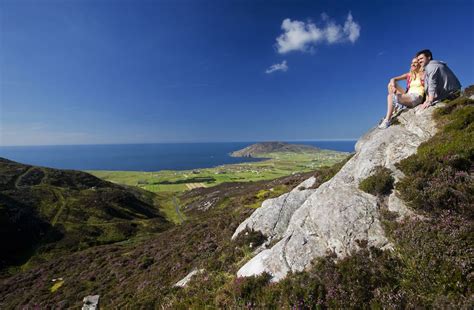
left=233, top=229, right=266, bottom=249
left=359, top=166, right=394, bottom=196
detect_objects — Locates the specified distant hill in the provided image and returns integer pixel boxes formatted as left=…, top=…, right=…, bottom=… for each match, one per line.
left=0, top=158, right=170, bottom=269
left=230, top=142, right=319, bottom=157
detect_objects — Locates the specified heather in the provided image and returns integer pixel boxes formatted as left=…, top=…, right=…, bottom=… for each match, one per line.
left=166, top=94, right=474, bottom=308
left=396, top=97, right=473, bottom=216
left=359, top=166, right=395, bottom=196
left=1, top=96, right=472, bottom=308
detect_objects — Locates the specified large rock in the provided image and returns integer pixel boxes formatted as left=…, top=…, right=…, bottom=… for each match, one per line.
left=231, top=177, right=317, bottom=242
left=234, top=106, right=440, bottom=281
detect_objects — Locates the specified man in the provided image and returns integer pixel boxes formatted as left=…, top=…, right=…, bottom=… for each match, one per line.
left=416, top=49, right=461, bottom=110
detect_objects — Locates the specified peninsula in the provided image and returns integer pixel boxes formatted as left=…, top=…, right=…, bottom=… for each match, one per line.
left=230, top=141, right=319, bottom=157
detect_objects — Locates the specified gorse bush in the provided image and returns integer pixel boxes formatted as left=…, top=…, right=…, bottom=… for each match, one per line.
left=359, top=166, right=394, bottom=196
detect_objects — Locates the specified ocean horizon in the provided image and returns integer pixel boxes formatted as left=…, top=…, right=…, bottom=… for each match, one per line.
left=0, top=141, right=356, bottom=172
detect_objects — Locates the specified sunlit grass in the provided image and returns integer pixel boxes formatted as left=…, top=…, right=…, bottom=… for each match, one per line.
left=87, top=150, right=349, bottom=195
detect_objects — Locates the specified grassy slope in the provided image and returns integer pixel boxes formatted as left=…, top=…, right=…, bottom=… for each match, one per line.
left=0, top=159, right=170, bottom=271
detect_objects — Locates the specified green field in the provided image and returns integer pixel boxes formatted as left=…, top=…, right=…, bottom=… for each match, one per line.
left=87, top=150, right=349, bottom=224
left=87, top=150, right=349, bottom=194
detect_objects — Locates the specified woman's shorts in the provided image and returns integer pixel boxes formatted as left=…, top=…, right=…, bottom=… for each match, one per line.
left=392, top=93, right=423, bottom=108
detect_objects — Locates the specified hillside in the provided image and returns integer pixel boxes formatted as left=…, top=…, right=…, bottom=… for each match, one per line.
left=170, top=93, right=473, bottom=308
left=0, top=94, right=472, bottom=308
left=0, top=158, right=170, bottom=269
left=230, top=141, right=320, bottom=157
left=0, top=163, right=349, bottom=307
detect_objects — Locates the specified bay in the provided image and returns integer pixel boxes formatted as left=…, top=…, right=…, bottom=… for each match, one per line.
left=0, top=141, right=356, bottom=171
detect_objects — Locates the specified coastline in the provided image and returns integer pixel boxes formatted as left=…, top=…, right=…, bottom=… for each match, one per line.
left=0, top=140, right=356, bottom=172
left=88, top=149, right=350, bottom=194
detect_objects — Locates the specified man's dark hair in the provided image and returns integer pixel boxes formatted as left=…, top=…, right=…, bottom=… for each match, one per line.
left=416, top=49, right=433, bottom=60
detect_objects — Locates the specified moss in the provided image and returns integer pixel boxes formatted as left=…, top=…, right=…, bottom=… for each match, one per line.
left=359, top=166, right=394, bottom=196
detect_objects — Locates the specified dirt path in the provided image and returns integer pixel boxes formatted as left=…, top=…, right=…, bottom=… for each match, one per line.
left=14, top=167, right=33, bottom=189
left=51, top=189, right=66, bottom=227
left=172, top=196, right=185, bottom=223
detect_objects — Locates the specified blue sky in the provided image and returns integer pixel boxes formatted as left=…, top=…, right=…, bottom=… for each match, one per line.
left=1, top=0, right=473, bottom=146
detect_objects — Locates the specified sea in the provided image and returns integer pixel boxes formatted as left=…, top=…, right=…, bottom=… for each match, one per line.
left=0, top=141, right=356, bottom=172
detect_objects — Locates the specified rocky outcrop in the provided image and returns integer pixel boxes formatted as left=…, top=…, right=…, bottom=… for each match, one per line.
left=232, top=177, right=317, bottom=242
left=234, top=106, right=441, bottom=281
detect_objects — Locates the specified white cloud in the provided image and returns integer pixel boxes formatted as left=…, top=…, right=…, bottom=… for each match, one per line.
left=276, top=19, right=323, bottom=54
left=343, top=12, right=361, bottom=43
left=325, top=23, right=342, bottom=43
left=265, top=60, right=288, bottom=74
left=275, top=12, right=361, bottom=54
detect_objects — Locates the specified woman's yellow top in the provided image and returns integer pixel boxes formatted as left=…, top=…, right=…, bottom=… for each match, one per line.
left=407, top=74, right=424, bottom=96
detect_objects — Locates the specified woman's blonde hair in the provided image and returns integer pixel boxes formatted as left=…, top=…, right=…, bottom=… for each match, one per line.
left=410, top=57, right=423, bottom=80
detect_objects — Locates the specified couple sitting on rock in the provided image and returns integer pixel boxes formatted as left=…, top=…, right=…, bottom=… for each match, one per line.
left=378, top=49, right=461, bottom=129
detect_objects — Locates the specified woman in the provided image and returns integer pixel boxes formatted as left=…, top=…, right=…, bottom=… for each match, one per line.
left=378, top=58, right=425, bottom=129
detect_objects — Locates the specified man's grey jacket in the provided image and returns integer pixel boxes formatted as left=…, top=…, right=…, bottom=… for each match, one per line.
left=424, top=60, right=461, bottom=101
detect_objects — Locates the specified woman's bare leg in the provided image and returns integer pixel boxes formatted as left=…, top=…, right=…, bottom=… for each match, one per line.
left=394, top=82, right=406, bottom=95
left=385, top=94, right=395, bottom=120
left=384, top=84, right=411, bottom=122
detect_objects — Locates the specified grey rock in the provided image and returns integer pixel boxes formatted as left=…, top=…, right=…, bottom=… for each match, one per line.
left=236, top=106, right=441, bottom=281
left=387, top=190, right=415, bottom=220
left=173, top=268, right=205, bottom=288
left=82, top=295, right=100, bottom=310
left=232, top=177, right=317, bottom=242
